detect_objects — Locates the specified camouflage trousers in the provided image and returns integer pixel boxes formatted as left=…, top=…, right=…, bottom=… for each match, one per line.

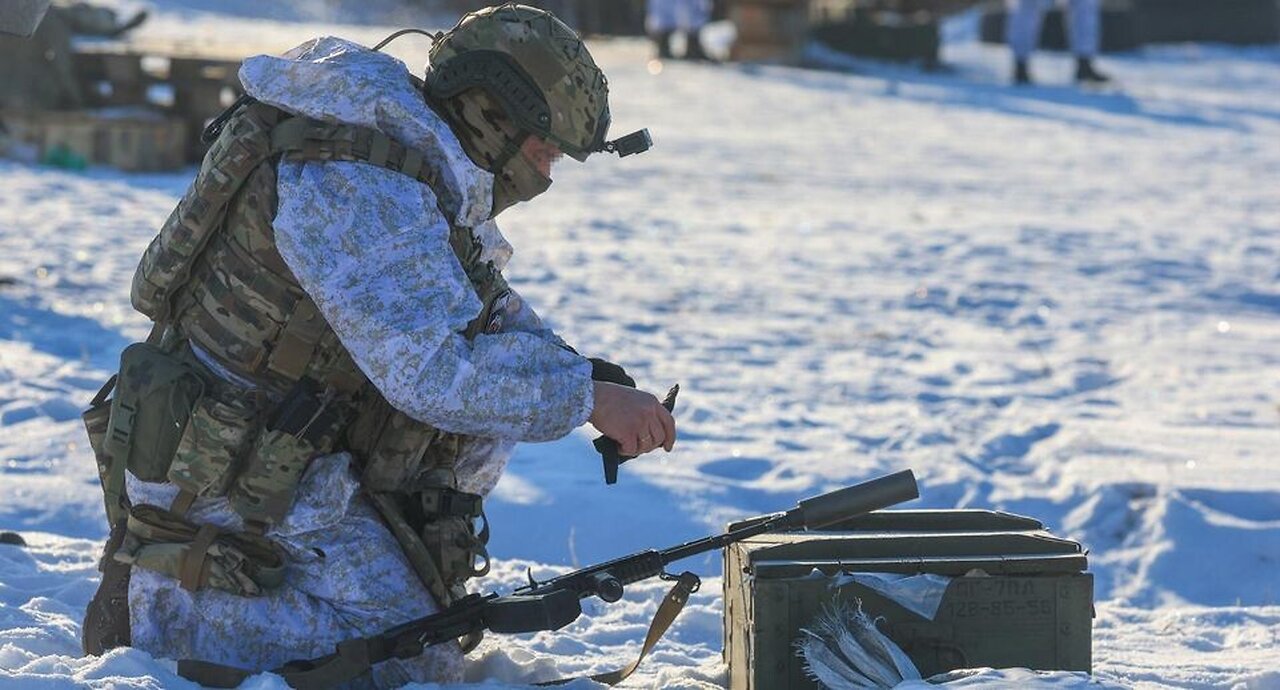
left=124, top=454, right=464, bottom=687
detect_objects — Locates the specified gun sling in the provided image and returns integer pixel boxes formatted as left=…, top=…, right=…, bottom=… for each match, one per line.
left=536, top=570, right=701, bottom=687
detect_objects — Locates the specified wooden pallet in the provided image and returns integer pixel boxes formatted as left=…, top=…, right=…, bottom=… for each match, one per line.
left=2, top=107, right=187, bottom=171
left=70, top=39, right=252, bottom=162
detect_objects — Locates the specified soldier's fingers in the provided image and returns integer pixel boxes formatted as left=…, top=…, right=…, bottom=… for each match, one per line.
left=645, top=419, right=666, bottom=454
left=657, top=406, right=676, bottom=451
left=637, top=432, right=655, bottom=458
left=618, top=433, right=639, bottom=457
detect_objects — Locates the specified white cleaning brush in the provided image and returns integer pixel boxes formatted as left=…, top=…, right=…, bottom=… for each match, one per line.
left=845, top=603, right=922, bottom=683
left=798, top=629, right=879, bottom=690
left=796, top=599, right=922, bottom=690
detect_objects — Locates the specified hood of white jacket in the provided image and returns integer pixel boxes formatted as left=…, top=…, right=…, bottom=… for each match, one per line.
left=238, top=36, right=497, bottom=232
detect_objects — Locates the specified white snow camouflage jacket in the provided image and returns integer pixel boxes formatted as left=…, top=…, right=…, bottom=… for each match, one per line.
left=125, top=36, right=594, bottom=686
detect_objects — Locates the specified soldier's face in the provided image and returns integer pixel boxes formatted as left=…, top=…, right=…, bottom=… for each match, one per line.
left=520, top=136, right=563, bottom=179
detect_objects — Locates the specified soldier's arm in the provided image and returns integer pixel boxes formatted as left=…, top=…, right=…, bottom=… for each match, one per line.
left=272, top=159, right=593, bottom=442
left=484, top=285, right=572, bottom=349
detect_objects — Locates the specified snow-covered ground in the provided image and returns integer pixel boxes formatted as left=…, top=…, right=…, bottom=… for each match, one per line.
left=2, top=2, right=1278, bottom=688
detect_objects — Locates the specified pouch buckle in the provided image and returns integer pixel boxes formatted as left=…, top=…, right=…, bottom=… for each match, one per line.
left=420, top=487, right=483, bottom=520
left=105, top=400, right=138, bottom=458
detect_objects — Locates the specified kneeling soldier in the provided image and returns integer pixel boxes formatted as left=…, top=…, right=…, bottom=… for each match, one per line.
left=80, top=5, right=675, bottom=686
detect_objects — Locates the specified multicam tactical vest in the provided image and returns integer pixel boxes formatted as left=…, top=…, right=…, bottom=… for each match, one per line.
left=107, top=100, right=508, bottom=608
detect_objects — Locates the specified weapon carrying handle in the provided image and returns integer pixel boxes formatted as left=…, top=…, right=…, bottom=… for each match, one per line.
left=795, top=470, right=919, bottom=530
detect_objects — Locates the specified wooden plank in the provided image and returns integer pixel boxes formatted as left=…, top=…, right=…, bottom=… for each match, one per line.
left=72, top=37, right=270, bottom=64
left=730, top=40, right=805, bottom=62
left=68, top=41, right=247, bottom=162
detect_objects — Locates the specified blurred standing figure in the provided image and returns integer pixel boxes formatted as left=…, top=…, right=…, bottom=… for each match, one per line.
left=647, top=0, right=712, bottom=60
left=1006, top=0, right=1111, bottom=85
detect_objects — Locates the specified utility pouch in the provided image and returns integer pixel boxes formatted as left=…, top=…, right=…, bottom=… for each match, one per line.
left=349, top=398, right=437, bottom=492
left=229, top=378, right=345, bottom=527
left=82, top=376, right=123, bottom=523
left=168, top=394, right=260, bottom=500
left=420, top=516, right=490, bottom=585
left=115, top=504, right=286, bottom=596
left=418, top=487, right=490, bottom=585
left=105, top=343, right=204, bottom=483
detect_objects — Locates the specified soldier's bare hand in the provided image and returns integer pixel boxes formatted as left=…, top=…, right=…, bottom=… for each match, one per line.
left=589, top=382, right=677, bottom=456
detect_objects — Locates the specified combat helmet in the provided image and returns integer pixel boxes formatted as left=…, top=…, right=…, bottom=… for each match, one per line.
left=427, top=3, right=611, bottom=161
left=422, top=4, right=651, bottom=214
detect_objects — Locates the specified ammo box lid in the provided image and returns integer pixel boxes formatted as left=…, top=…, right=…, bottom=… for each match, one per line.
left=729, top=509, right=1088, bottom=578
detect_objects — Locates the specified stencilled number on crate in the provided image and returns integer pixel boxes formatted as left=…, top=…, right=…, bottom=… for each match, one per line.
left=951, top=578, right=1041, bottom=598
left=947, top=598, right=1053, bottom=618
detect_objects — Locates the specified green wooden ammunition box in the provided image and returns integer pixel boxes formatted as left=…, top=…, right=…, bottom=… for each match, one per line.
left=723, top=510, right=1093, bottom=689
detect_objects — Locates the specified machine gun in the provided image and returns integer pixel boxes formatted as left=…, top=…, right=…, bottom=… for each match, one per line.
left=185, top=470, right=919, bottom=689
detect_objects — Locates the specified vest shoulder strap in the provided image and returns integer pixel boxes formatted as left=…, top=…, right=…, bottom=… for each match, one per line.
left=268, top=116, right=460, bottom=218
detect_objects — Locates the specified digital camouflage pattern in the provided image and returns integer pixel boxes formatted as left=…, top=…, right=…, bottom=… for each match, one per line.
left=245, top=37, right=494, bottom=228
left=135, top=85, right=519, bottom=514
left=126, top=456, right=465, bottom=684
left=428, top=4, right=611, bottom=161
left=253, top=38, right=593, bottom=443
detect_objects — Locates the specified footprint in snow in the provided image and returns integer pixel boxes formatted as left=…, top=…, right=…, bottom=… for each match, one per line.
left=699, top=457, right=772, bottom=481
left=978, top=422, right=1062, bottom=463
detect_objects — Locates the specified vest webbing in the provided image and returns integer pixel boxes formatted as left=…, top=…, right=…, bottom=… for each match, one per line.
left=162, top=104, right=503, bottom=395
left=125, top=101, right=503, bottom=609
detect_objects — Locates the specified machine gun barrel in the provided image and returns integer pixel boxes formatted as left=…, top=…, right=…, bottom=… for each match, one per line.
left=661, top=469, right=918, bottom=563
left=792, top=468, right=920, bottom=530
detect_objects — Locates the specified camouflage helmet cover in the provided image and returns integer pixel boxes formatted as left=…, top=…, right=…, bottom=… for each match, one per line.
left=426, top=3, right=610, bottom=161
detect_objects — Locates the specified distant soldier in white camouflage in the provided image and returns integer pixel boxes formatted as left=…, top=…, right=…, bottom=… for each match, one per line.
left=1006, top=0, right=1111, bottom=86
left=647, top=0, right=713, bottom=61
left=79, top=4, right=674, bottom=687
